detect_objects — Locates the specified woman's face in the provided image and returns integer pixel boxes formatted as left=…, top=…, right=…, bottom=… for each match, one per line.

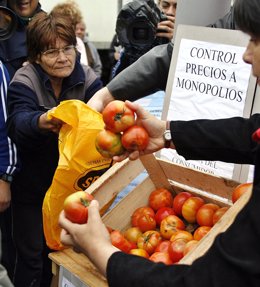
left=36, top=38, right=77, bottom=80
left=243, top=35, right=260, bottom=85
left=8, top=0, right=39, bottom=18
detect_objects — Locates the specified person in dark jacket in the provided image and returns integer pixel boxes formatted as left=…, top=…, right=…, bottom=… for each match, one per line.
left=7, top=12, right=102, bottom=287
left=59, top=0, right=260, bottom=286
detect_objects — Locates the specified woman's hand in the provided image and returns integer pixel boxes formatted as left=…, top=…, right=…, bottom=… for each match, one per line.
left=38, top=111, right=63, bottom=133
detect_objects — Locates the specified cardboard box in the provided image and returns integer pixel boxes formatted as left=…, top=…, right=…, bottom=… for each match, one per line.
left=49, top=154, right=251, bottom=287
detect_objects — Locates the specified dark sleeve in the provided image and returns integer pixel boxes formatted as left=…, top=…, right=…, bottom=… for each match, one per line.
left=208, top=6, right=237, bottom=30
left=7, top=83, right=54, bottom=151
left=170, top=115, right=259, bottom=164
left=107, top=43, right=173, bottom=101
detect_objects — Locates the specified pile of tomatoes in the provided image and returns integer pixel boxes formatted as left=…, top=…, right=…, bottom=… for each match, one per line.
left=109, top=182, right=253, bottom=265
left=95, top=100, right=149, bottom=158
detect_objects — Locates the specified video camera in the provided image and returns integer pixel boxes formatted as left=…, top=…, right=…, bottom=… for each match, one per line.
left=116, top=0, right=169, bottom=63
left=0, top=3, right=17, bottom=40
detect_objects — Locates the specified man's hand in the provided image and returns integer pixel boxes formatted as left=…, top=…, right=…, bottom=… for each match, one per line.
left=0, top=180, right=11, bottom=212
left=38, top=111, right=63, bottom=134
left=156, top=15, right=175, bottom=41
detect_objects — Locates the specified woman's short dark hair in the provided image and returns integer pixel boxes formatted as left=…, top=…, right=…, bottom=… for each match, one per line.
left=234, top=0, right=260, bottom=37
left=26, top=12, right=77, bottom=63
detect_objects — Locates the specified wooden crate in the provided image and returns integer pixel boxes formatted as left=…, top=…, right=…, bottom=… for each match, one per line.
left=49, top=154, right=251, bottom=287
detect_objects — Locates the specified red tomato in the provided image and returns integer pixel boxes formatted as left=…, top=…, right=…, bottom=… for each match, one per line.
left=170, top=230, right=193, bottom=242
left=182, top=196, right=205, bottom=223
left=160, top=215, right=185, bottom=240
left=172, top=192, right=192, bottom=216
left=102, top=100, right=135, bottom=133
left=95, top=129, right=125, bottom=158
left=148, top=188, right=174, bottom=211
left=155, top=240, right=171, bottom=253
left=212, top=206, right=229, bottom=225
left=131, top=206, right=155, bottom=227
left=196, top=203, right=220, bottom=227
left=110, top=230, right=133, bottom=253
left=232, top=182, right=253, bottom=203
left=124, top=227, right=143, bottom=243
left=63, top=191, right=94, bottom=224
left=183, top=240, right=199, bottom=256
left=155, top=207, right=175, bottom=225
left=193, top=226, right=211, bottom=241
left=121, top=125, right=149, bottom=151
left=129, top=248, right=149, bottom=258
left=168, top=238, right=187, bottom=263
left=137, top=230, right=162, bottom=255
left=136, top=214, right=156, bottom=232
left=149, top=252, right=173, bottom=265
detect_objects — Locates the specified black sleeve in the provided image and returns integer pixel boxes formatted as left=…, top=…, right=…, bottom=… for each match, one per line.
left=107, top=43, right=173, bottom=101
left=171, top=115, right=259, bottom=164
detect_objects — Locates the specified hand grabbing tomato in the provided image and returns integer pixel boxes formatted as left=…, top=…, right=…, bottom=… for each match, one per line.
left=64, top=191, right=94, bottom=224
left=102, top=100, right=135, bottom=133
left=121, top=125, right=149, bottom=151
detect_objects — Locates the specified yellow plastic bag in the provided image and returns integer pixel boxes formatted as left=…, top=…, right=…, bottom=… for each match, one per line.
left=42, top=100, right=112, bottom=250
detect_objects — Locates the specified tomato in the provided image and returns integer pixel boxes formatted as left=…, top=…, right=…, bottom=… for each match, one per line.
left=148, top=188, right=173, bottom=211
left=212, top=206, right=229, bottom=225
left=129, top=248, right=149, bottom=258
left=155, top=207, right=175, bottom=226
left=95, top=129, right=125, bottom=158
left=182, top=196, right=205, bottom=223
left=183, top=240, right=199, bottom=256
left=137, top=230, right=162, bottom=255
left=160, top=215, right=185, bottom=240
left=102, top=100, right=135, bottom=133
left=63, top=191, right=94, bottom=224
left=232, top=182, right=253, bottom=203
left=196, top=203, right=220, bottom=227
left=121, top=125, right=149, bottom=151
left=172, top=192, right=192, bottom=216
left=136, top=214, right=156, bottom=232
left=110, top=230, right=133, bottom=253
left=193, top=226, right=211, bottom=241
left=170, top=230, right=193, bottom=242
left=155, top=240, right=171, bottom=253
left=124, top=227, right=143, bottom=243
left=149, top=252, right=173, bottom=265
left=131, top=206, right=155, bottom=227
left=168, top=238, right=187, bottom=263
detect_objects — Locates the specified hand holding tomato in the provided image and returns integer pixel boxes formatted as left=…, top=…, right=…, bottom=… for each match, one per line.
left=59, top=200, right=118, bottom=276
left=64, top=191, right=94, bottom=224
left=112, top=101, right=170, bottom=162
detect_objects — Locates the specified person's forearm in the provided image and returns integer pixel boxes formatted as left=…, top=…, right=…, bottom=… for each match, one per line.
left=107, top=43, right=172, bottom=101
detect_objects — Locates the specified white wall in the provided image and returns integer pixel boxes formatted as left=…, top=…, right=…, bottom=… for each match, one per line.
left=41, top=0, right=120, bottom=48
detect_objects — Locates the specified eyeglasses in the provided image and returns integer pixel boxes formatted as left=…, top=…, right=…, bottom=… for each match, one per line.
left=41, top=45, right=76, bottom=59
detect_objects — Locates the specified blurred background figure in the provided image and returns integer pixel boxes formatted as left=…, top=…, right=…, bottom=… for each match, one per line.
left=109, top=0, right=174, bottom=78
left=51, top=0, right=88, bottom=66
left=76, top=19, right=103, bottom=78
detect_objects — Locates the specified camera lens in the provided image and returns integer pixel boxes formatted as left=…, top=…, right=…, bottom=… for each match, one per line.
left=0, top=6, right=17, bottom=40
left=133, top=27, right=149, bottom=41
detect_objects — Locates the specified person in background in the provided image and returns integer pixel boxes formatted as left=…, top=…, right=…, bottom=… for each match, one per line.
left=60, top=0, right=260, bottom=286
left=76, top=19, right=103, bottom=78
left=51, top=0, right=88, bottom=66
left=110, top=0, right=174, bottom=78
left=6, top=12, right=102, bottom=287
left=0, top=6, right=17, bottom=287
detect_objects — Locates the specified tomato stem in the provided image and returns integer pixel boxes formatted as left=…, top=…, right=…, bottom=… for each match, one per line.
left=80, top=198, right=90, bottom=207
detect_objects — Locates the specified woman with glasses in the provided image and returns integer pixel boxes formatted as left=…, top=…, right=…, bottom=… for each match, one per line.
left=6, top=12, right=102, bottom=287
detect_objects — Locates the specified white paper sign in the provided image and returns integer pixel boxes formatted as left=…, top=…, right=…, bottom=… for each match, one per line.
left=161, top=38, right=252, bottom=178
left=59, top=266, right=89, bottom=287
